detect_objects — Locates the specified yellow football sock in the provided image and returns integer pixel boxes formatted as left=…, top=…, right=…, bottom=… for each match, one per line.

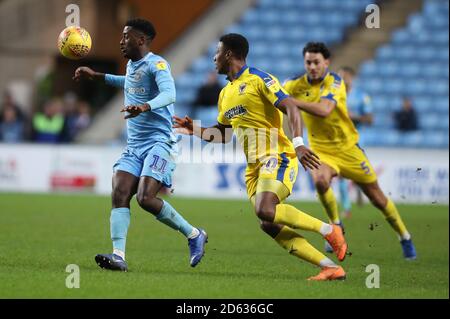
left=382, top=199, right=410, bottom=239
left=273, top=204, right=324, bottom=234
left=274, top=226, right=331, bottom=267
left=318, top=188, right=340, bottom=224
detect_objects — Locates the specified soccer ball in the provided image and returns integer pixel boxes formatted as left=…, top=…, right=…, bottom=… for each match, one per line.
left=57, top=26, right=92, bottom=60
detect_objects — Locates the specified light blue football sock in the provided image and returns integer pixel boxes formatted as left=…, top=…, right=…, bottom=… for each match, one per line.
left=110, top=207, right=130, bottom=254
left=338, top=178, right=352, bottom=213
left=156, top=200, right=195, bottom=238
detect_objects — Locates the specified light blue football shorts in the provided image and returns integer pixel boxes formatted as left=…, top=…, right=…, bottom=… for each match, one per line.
left=113, top=143, right=176, bottom=188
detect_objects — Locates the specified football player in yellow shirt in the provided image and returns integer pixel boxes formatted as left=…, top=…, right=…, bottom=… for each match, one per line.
left=174, top=34, right=348, bottom=280
left=283, top=42, right=416, bottom=259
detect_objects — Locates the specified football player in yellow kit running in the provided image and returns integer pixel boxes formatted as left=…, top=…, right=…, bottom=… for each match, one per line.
left=174, top=34, right=348, bottom=281
left=283, top=42, right=416, bottom=260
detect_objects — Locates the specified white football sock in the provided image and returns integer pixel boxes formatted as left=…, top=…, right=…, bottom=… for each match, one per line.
left=187, top=228, right=200, bottom=239
left=319, top=223, right=333, bottom=236
left=113, top=249, right=125, bottom=260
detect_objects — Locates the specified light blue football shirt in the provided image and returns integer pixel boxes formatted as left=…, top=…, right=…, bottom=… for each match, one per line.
left=347, top=85, right=373, bottom=128
left=105, top=52, right=177, bottom=153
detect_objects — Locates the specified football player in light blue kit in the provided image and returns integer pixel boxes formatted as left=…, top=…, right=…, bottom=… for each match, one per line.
left=337, top=66, right=373, bottom=219
left=73, top=18, right=207, bottom=271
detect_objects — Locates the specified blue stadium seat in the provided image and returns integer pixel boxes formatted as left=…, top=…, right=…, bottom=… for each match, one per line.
left=378, top=62, right=400, bottom=76
left=413, top=97, right=433, bottom=112
left=194, top=107, right=219, bottom=127
left=434, top=99, right=449, bottom=113
left=371, top=95, right=402, bottom=112
left=400, top=131, right=425, bottom=147
left=373, top=113, right=394, bottom=129
left=359, top=61, right=377, bottom=76
left=391, top=30, right=410, bottom=44
left=377, top=45, right=395, bottom=59
left=362, top=78, right=384, bottom=94
left=175, top=89, right=196, bottom=106
left=421, top=114, right=440, bottom=130
left=191, top=57, right=213, bottom=73
left=396, top=46, right=416, bottom=60
left=383, top=79, right=404, bottom=95
left=241, top=9, right=260, bottom=24
left=174, top=104, right=193, bottom=118
left=404, top=80, right=427, bottom=96
left=383, top=130, right=402, bottom=147
left=426, top=131, right=449, bottom=148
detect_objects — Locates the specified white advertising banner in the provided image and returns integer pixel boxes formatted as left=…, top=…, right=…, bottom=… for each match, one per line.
left=0, top=143, right=448, bottom=204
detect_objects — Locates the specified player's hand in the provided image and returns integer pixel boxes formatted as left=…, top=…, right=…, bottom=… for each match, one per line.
left=172, top=115, right=194, bottom=135
left=296, top=145, right=321, bottom=171
left=73, top=66, right=96, bottom=81
left=120, top=104, right=149, bottom=119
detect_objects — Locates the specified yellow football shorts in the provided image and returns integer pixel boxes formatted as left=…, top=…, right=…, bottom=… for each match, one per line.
left=313, top=143, right=378, bottom=184
left=246, top=152, right=298, bottom=205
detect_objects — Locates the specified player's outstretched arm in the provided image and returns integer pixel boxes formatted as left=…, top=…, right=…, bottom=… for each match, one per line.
left=291, top=97, right=336, bottom=118
left=173, top=115, right=232, bottom=143
left=278, top=97, right=321, bottom=171
left=72, top=67, right=105, bottom=82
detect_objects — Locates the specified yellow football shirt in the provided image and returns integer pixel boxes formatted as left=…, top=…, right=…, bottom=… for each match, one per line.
left=217, top=65, right=295, bottom=164
left=283, top=72, right=359, bottom=152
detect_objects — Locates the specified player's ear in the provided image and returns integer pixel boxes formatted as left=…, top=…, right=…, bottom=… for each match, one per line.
left=139, top=35, right=146, bottom=46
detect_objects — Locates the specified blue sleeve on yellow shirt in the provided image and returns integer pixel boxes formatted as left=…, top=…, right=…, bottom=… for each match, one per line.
left=249, top=67, right=289, bottom=106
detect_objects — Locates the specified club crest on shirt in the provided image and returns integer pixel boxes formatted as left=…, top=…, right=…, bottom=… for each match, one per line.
left=262, top=157, right=278, bottom=173
left=289, top=167, right=296, bottom=182
left=239, top=83, right=247, bottom=95
left=133, top=70, right=143, bottom=81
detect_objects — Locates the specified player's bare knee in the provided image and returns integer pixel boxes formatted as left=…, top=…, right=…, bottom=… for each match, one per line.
left=255, top=206, right=275, bottom=222
left=314, top=176, right=330, bottom=193
left=259, top=220, right=279, bottom=237
left=111, top=186, right=133, bottom=207
left=136, top=192, right=158, bottom=212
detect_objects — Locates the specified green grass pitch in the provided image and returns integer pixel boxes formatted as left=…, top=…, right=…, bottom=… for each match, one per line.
left=0, top=193, right=448, bottom=298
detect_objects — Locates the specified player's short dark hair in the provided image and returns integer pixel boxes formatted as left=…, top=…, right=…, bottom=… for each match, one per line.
left=219, top=33, right=249, bottom=59
left=126, top=18, right=156, bottom=40
left=339, top=66, right=355, bottom=75
left=303, top=42, right=331, bottom=59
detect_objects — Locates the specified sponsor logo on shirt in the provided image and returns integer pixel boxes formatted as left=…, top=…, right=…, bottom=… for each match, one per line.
left=331, top=80, right=341, bottom=90
left=156, top=60, right=167, bottom=70
left=224, top=105, right=248, bottom=119
left=126, top=87, right=146, bottom=94
left=263, top=76, right=276, bottom=88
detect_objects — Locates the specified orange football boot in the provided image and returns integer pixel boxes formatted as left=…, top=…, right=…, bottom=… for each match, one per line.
left=308, top=266, right=346, bottom=281
left=324, top=224, right=348, bottom=261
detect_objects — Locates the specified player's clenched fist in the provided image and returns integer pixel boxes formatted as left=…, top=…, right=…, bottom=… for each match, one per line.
left=72, top=66, right=96, bottom=81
